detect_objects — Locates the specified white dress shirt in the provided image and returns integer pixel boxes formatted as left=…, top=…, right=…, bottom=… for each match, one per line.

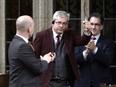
left=16, top=34, right=29, bottom=43
left=83, top=34, right=100, bottom=59
left=52, top=29, right=63, bottom=45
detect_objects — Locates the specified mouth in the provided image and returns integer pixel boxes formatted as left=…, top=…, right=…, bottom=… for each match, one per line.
left=58, top=28, right=64, bottom=31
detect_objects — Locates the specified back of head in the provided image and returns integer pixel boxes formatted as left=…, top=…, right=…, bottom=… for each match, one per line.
left=16, top=15, right=33, bottom=31
left=52, top=10, right=70, bottom=23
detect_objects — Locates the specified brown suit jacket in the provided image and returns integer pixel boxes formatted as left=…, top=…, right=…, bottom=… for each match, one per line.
left=33, top=27, right=91, bottom=87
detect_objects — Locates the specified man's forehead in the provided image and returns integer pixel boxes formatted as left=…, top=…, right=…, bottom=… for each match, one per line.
left=55, top=16, right=68, bottom=22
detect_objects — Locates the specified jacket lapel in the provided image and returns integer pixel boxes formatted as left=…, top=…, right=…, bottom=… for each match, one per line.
left=46, top=28, right=56, bottom=51
left=96, top=35, right=103, bottom=48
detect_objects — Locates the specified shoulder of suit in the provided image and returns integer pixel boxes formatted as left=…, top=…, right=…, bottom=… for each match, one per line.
left=101, top=36, right=114, bottom=44
left=37, top=28, right=51, bottom=34
left=35, top=28, right=52, bottom=39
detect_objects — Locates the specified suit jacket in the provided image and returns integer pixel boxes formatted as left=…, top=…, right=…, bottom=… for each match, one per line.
left=8, top=35, right=48, bottom=87
left=33, top=27, right=91, bottom=87
left=74, top=35, right=115, bottom=87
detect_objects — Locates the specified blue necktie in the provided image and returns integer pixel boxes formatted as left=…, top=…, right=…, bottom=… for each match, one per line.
left=91, top=37, right=96, bottom=40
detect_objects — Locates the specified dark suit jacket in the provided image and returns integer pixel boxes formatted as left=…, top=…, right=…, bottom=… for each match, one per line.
left=33, top=27, right=91, bottom=87
left=8, top=35, right=48, bottom=87
left=74, top=35, right=115, bottom=87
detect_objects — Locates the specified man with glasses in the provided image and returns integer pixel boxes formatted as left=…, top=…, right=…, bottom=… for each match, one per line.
left=33, top=10, right=91, bottom=87
left=74, top=13, right=115, bottom=87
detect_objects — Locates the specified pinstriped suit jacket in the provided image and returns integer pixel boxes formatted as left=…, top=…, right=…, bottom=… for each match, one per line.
left=8, top=35, right=48, bottom=87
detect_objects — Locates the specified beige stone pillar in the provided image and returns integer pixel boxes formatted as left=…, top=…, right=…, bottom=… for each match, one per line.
left=33, top=0, right=53, bottom=38
left=0, top=0, right=6, bottom=74
left=81, top=0, right=90, bottom=34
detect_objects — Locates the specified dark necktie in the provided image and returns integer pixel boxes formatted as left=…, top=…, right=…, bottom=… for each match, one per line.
left=91, top=36, right=97, bottom=45
left=28, top=42, right=35, bottom=51
left=56, top=35, right=60, bottom=48
left=91, top=37, right=96, bottom=40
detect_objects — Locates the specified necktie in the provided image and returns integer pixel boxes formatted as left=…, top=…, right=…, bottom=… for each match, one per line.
left=91, top=36, right=97, bottom=45
left=28, top=42, right=35, bottom=51
left=56, top=35, right=60, bottom=48
left=91, top=36, right=96, bottom=40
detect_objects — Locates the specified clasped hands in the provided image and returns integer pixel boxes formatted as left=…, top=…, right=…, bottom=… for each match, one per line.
left=40, top=52, right=56, bottom=63
left=85, top=40, right=96, bottom=54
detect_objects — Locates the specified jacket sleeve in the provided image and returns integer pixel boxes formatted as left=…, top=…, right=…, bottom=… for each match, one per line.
left=18, top=43, right=48, bottom=74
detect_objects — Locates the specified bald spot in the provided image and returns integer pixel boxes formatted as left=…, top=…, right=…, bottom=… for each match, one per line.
left=16, top=15, right=33, bottom=31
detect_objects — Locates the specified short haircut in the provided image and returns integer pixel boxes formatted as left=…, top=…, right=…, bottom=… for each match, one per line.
left=16, top=15, right=33, bottom=30
left=88, top=13, right=104, bottom=25
left=52, top=11, right=70, bottom=21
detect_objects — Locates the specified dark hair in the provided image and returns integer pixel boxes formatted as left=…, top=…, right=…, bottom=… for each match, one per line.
left=88, top=13, right=104, bottom=25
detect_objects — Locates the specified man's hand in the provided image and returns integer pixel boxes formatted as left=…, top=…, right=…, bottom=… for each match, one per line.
left=83, top=20, right=91, bottom=36
left=85, top=40, right=96, bottom=51
left=84, top=48, right=90, bottom=54
left=40, top=52, right=56, bottom=63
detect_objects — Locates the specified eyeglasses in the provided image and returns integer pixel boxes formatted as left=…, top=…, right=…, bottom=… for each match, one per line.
left=55, top=21, right=68, bottom=26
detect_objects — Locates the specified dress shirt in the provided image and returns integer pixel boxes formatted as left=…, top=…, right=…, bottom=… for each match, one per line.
left=52, top=29, right=63, bottom=45
left=16, top=34, right=29, bottom=43
left=83, top=34, right=100, bottom=59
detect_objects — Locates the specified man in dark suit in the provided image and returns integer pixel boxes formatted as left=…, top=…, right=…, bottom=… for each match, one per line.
left=33, top=10, right=91, bottom=87
left=74, top=13, right=115, bottom=87
left=8, top=15, right=56, bottom=87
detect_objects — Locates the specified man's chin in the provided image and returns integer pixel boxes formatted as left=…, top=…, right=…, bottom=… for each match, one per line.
left=58, top=30, right=64, bottom=34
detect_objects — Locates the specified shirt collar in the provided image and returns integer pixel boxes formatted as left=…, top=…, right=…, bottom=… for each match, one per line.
left=52, top=28, right=63, bottom=39
left=92, top=34, right=100, bottom=41
left=16, top=34, right=29, bottom=43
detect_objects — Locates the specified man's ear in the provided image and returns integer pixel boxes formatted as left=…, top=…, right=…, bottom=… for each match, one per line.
left=27, top=27, right=31, bottom=33
left=100, top=25, right=103, bottom=30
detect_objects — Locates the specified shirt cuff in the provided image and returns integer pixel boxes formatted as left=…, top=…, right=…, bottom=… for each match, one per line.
left=83, top=29, right=91, bottom=36
left=83, top=50, right=89, bottom=60
left=92, top=47, right=98, bottom=54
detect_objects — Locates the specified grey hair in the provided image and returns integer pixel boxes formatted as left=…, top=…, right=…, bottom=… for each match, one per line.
left=52, top=11, right=70, bottom=21
left=16, top=15, right=33, bottom=30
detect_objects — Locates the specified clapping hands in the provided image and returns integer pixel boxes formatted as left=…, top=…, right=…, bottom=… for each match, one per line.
left=85, top=40, right=96, bottom=52
left=40, top=52, right=56, bottom=63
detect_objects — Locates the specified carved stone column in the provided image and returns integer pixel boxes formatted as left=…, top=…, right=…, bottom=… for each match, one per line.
left=0, top=0, right=6, bottom=74
left=33, top=0, right=53, bottom=38
left=81, top=0, right=90, bottom=34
